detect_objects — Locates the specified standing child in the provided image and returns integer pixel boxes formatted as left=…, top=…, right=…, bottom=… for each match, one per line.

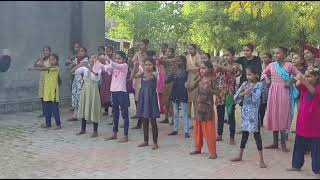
left=131, top=57, right=160, bottom=150
left=33, top=46, right=52, bottom=118
left=186, top=44, right=202, bottom=128
left=262, top=47, right=301, bottom=152
left=259, top=52, right=273, bottom=127
left=188, top=60, right=218, bottom=159
left=290, top=53, right=308, bottom=133
left=287, top=66, right=320, bottom=176
left=28, top=54, right=61, bottom=129
left=231, top=66, right=267, bottom=168
left=74, top=54, right=103, bottom=137
left=104, top=51, right=130, bottom=143
left=68, top=47, right=89, bottom=121
left=101, top=46, right=114, bottom=118
left=215, top=47, right=241, bottom=145
left=166, top=56, right=190, bottom=138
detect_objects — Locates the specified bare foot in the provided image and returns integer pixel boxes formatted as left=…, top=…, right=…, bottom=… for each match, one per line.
left=281, top=145, right=290, bottom=152
left=105, top=135, right=117, bottom=141
left=190, top=151, right=201, bottom=155
left=216, top=135, right=222, bottom=141
left=118, top=136, right=128, bottom=143
left=260, top=161, right=267, bottom=168
left=209, top=154, right=217, bottom=159
left=229, top=138, right=236, bottom=145
left=138, top=142, right=148, bottom=147
left=76, top=131, right=86, bottom=135
left=286, top=167, right=301, bottom=172
left=264, top=144, right=278, bottom=149
left=151, top=143, right=159, bottom=150
left=230, top=157, right=242, bottom=162
left=91, top=132, right=98, bottom=138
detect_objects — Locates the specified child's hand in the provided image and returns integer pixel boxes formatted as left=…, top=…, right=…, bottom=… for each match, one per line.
left=295, top=74, right=304, bottom=82
left=265, top=78, right=271, bottom=85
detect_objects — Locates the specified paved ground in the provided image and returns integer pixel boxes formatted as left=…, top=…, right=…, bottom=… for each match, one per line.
left=0, top=104, right=318, bottom=179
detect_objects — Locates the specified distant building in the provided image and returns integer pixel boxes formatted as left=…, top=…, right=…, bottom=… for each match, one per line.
left=0, top=1, right=105, bottom=114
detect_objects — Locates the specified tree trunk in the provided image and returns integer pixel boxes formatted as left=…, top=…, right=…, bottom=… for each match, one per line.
left=299, top=29, right=306, bottom=54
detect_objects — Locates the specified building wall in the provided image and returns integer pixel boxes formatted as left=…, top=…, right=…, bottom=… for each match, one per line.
left=0, top=1, right=105, bottom=114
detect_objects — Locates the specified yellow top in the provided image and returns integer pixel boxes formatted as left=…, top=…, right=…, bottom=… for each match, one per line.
left=43, top=67, right=60, bottom=102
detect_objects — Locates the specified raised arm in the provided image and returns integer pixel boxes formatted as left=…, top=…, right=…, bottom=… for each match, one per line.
left=130, top=61, right=143, bottom=80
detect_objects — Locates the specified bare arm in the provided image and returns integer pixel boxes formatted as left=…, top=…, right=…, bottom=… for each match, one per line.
left=295, top=74, right=316, bottom=95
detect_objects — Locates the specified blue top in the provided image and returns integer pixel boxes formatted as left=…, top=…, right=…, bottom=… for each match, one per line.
left=165, top=70, right=188, bottom=103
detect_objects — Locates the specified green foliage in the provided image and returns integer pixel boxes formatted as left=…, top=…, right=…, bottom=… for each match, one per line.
left=106, top=1, right=320, bottom=54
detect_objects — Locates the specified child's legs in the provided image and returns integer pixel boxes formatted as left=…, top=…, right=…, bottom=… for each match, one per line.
left=119, top=92, right=130, bottom=136
left=93, top=123, right=98, bottom=132
left=150, top=118, right=158, bottom=144
left=311, top=138, right=320, bottom=174
left=273, top=131, right=279, bottom=145
left=253, top=132, right=263, bottom=151
left=280, top=130, right=286, bottom=145
left=172, top=102, right=180, bottom=132
left=112, top=92, right=120, bottom=134
left=194, top=121, right=203, bottom=152
left=44, top=102, right=52, bottom=126
left=217, top=105, right=225, bottom=136
left=142, top=118, right=149, bottom=142
left=228, top=105, right=236, bottom=139
left=203, top=121, right=217, bottom=155
left=240, top=131, right=250, bottom=149
left=51, top=102, right=61, bottom=126
left=41, top=98, right=45, bottom=115
left=181, top=102, right=190, bottom=134
left=292, top=135, right=306, bottom=169
left=259, top=103, right=267, bottom=127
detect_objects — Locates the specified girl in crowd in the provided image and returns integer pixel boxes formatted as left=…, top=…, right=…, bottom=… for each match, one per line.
left=231, top=66, right=267, bottom=168
left=131, top=57, right=160, bottom=150
left=287, top=66, right=320, bottom=176
left=101, top=46, right=114, bottom=119
left=188, top=60, right=218, bottom=159
left=131, top=39, right=149, bottom=122
left=259, top=52, right=273, bottom=127
left=262, top=47, right=301, bottom=152
left=236, top=43, right=262, bottom=87
left=166, top=56, right=190, bottom=138
left=33, top=46, right=52, bottom=118
left=290, top=53, right=308, bottom=133
left=104, top=51, right=130, bottom=143
left=65, top=42, right=80, bottom=112
left=155, top=51, right=165, bottom=114
left=159, top=47, right=176, bottom=125
left=68, top=47, right=89, bottom=122
left=304, top=47, right=317, bottom=67
left=215, top=47, right=241, bottom=145
left=74, top=54, right=104, bottom=137
left=186, top=44, right=202, bottom=128
left=98, top=46, right=105, bottom=56
left=29, top=54, right=61, bottom=129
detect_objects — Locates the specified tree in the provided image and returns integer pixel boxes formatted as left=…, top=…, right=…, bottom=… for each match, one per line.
left=106, top=1, right=190, bottom=52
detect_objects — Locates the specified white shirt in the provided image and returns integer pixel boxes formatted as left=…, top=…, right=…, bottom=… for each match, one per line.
left=74, top=66, right=102, bottom=82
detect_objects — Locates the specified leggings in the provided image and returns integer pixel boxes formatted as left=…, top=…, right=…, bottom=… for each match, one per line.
left=240, top=131, right=263, bottom=151
left=81, top=119, right=98, bottom=132
left=142, top=118, right=158, bottom=144
left=273, top=131, right=287, bottom=145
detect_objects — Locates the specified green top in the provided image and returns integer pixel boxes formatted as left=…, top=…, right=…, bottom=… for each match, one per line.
left=43, top=67, right=60, bottom=102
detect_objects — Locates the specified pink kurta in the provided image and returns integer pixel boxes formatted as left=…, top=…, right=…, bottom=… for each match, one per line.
left=261, top=62, right=300, bottom=131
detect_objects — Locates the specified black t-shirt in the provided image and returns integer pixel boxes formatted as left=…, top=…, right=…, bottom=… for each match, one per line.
left=0, top=55, right=11, bottom=72
left=236, top=56, right=262, bottom=85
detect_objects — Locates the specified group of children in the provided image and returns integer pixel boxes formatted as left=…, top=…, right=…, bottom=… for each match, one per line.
left=28, top=41, right=320, bottom=176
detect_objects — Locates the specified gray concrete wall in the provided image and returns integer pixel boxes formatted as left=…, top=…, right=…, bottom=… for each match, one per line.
left=0, top=1, right=105, bottom=114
